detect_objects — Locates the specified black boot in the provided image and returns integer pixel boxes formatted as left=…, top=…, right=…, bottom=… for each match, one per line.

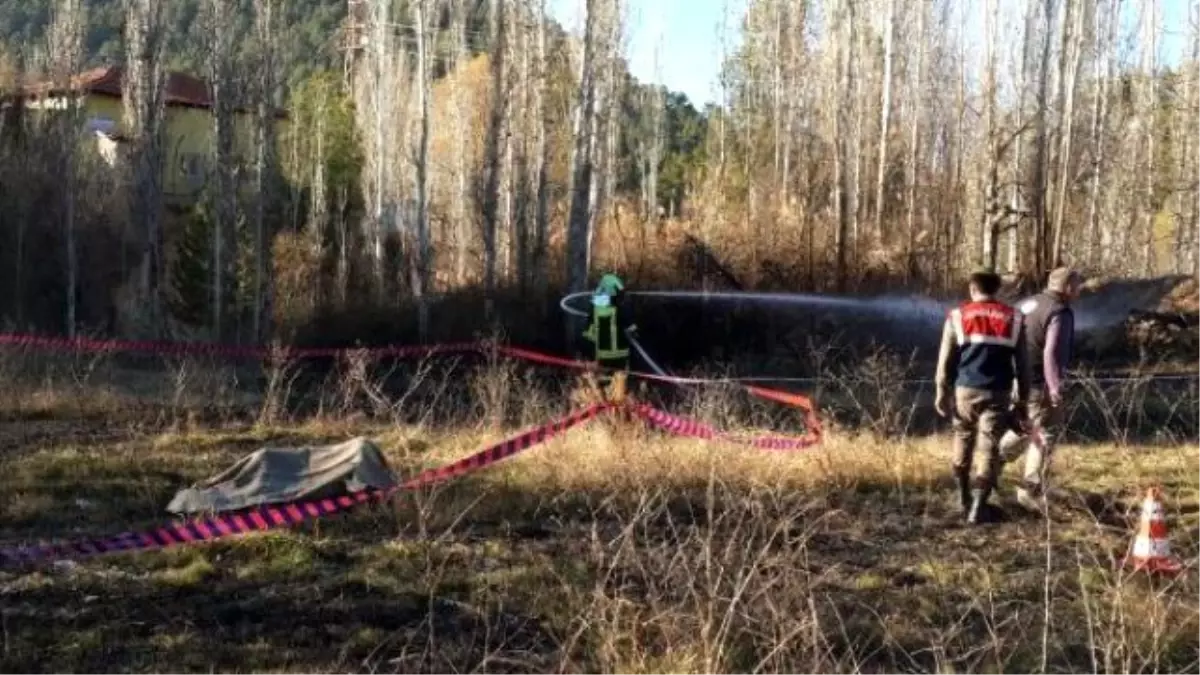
left=954, top=468, right=972, bottom=514
left=967, top=484, right=993, bottom=524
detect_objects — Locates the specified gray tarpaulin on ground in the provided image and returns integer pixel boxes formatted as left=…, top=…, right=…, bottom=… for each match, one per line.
left=166, top=437, right=398, bottom=515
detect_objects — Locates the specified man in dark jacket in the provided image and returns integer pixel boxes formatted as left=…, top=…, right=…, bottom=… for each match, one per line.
left=935, top=269, right=1032, bottom=523
left=1013, top=266, right=1082, bottom=513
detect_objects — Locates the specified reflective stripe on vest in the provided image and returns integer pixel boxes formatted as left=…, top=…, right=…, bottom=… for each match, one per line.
left=587, top=305, right=629, bottom=361
left=950, top=301, right=1022, bottom=348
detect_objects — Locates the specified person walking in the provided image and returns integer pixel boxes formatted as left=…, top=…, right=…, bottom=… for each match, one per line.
left=935, top=269, right=1032, bottom=524
left=1012, top=266, right=1082, bottom=513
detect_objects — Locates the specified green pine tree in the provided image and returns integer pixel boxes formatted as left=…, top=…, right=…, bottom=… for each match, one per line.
left=169, top=201, right=213, bottom=328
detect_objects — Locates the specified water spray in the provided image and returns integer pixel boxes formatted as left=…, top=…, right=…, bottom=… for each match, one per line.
left=560, top=288, right=951, bottom=324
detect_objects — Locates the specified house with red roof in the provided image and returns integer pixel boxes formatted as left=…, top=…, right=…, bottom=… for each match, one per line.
left=7, top=66, right=287, bottom=203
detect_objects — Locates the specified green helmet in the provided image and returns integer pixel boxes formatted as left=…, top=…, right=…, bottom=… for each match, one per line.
left=596, top=273, right=624, bottom=296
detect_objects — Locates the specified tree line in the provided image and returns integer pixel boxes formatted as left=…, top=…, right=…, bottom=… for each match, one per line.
left=0, top=0, right=1196, bottom=348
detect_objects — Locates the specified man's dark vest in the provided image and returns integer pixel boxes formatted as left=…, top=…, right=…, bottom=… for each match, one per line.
left=949, top=299, right=1022, bottom=391
left=1018, top=291, right=1072, bottom=385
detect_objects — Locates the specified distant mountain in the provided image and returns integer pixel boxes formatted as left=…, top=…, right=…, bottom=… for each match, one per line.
left=0, top=0, right=504, bottom=87
left=0, top=0, right=348, bottom=85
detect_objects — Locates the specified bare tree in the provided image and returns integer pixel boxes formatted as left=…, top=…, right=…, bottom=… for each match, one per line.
left=565, top=0, right=615, bottom=297
left=412, top=0, right=434, bottom=339
left=252, top=0, right=278, bottom=343
left=310, top=86, right=329, bottom=305
left=46, top=0, right=85, bottom=336
left=354, top=0, right=407, bottom=303
left=641, top=80, right=664, bottom=222
left=904, top=0, right=925, bottom=274
left=1005, top=0, right=1033, bottom=272
left=449, top=0, right=469, bottom=287
left=482, top=0, right=510, bottom=314
left=591, top=3, right=623, bottom=264
left=512, top=0, right=531, bottom=288
left=874, top=0, right=896, bottom=240
left=1174, top=3, right=1197, bottom=274
left=121, top=0, right=168, bottom=337
left=1051, top=0, right=1083, bottom=265
left=202, top=0, right=237, bottom=340
left=1030, top=0, right=1057, bottom=277
left=831, top=0, right=853, bottom=291
left=1140, top=0, right=1159, bottom=274
left=980, top=0, right=1000, bottom=268
left=531, top=0, right=552, bottom=298
left=780, top=0, right=803, bottom=210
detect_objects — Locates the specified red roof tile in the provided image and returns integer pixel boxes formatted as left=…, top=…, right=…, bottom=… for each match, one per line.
left=20, top=66, right=287, bottom=118
left=25, top=66, right=213, bottom=108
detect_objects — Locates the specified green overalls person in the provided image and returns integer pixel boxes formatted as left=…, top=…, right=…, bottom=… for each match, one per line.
left=582, top=273, right=638, bottom=392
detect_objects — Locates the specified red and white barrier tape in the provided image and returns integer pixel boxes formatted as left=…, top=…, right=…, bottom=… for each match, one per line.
left=632, top=404, right=820, bottom=450
left=0, top=403, right=615, bottom=569
left=0, top=399, right=824, bottom=569
left=0, top=332, right=822, bottom=415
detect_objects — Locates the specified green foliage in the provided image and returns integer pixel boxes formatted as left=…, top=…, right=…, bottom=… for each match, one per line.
left=659, top=91, right=707, bottom=215
left=0, top=0, right=347, bottom=90
left=169, top=202, right=214, bottom=328
left=616, top=78, right=708, bottom=216
left=2, top=0, right=711, bottom=223
left=282, top=69, right=361, bottom=200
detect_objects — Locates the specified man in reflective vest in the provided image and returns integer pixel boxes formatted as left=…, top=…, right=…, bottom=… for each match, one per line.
left=582, top=273, right=638, bottom=399
left=935, top=269, right=1032, bottom=524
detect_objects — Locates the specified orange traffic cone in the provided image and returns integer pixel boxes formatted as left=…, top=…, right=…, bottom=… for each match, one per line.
left=1124, top=487, right=1183, bottom=575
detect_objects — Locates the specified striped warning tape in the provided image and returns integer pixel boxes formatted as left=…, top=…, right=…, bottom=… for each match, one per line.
left=632, top=404, right=820, bottom=450
left=0, top=332, right=823, bottom=415
left=0, top=332, right=492, bottom=361
left=0, top=403, right=615, bottom=569
left=0, top=400, right=825, bottom=570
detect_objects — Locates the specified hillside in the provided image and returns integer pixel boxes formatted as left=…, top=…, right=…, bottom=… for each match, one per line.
left=0, top=0, right=347, bottom=84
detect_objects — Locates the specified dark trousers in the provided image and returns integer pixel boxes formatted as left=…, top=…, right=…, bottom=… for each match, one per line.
left=952, top=386, right=1010, bottom=490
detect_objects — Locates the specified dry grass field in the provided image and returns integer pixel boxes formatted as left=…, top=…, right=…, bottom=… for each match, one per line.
left=0, top=348, right=1196, bottom=673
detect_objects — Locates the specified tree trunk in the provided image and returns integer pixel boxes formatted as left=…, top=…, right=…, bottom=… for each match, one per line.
left=1141, top=0, right=1158, bottom=275
left=1185, top=4, right=1195, bottom=273
left=1031, top=0, right=1056, bottom=278
left=532, top=0, right=550, bottom=297
left=833, top=0, right=852, bottom=292
left=253, top=0, right=277, bottom=344
left=122, top=0, right=168, bottom=338
left=1051, top=0, right=1082, bottom=266
left=565, top=0, right=606, bottom=298
left=1008, top=0, right=1038, bottom=274
left=204, top=0, right=237, bottom=340
left=482, top=0, right=509, bottom=315
left=1086, top=0, right=1118, bottom=268
left=874, top=0, right=895, bottom=241
left=850, top=4, right=864, bottom=270
left=413, top=0, right=432, bottom=340
left=48, top=0, right=85, bottom=336
left=981, top=0, right=999, bottom=270
left=452, top=0, right=469, bottom=286
left=905, top=0, right=925, bottom=278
